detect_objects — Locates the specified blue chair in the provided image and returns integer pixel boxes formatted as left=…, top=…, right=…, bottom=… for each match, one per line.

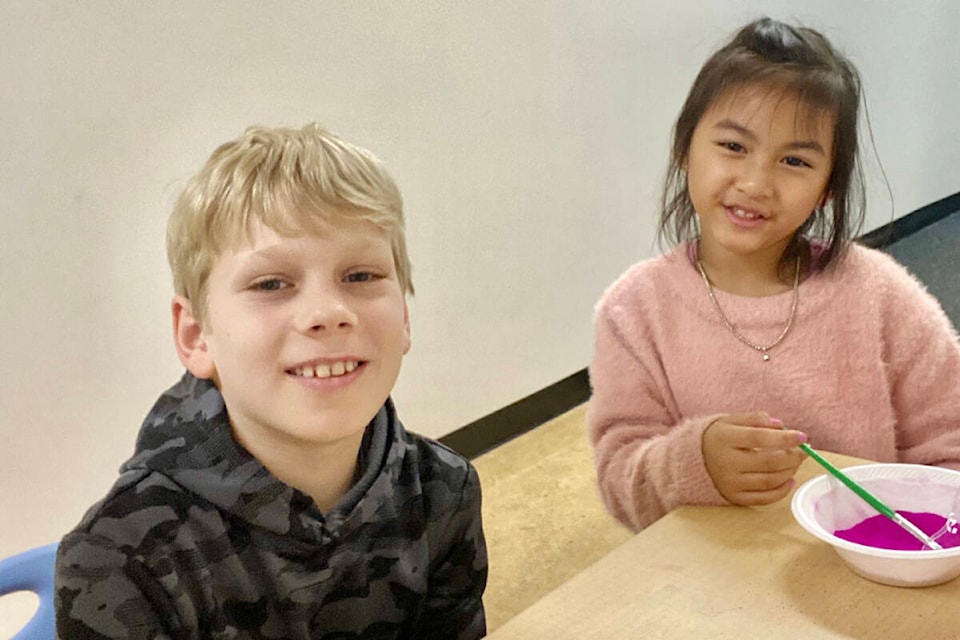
left=0, top=542, right=59, bottom=640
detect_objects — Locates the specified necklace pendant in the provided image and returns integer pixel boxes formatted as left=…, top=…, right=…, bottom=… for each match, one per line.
left=695, top=253, right=799, bottom=366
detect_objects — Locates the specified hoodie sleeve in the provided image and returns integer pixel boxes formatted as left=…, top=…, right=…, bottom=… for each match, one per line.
left=417, top=463, right=488, bottom=640
left=55, top=533, right=179, bottom=640
left=587, top=299, right=728, bottom=532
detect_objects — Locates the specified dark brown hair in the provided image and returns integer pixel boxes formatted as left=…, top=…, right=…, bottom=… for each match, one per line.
left=658, top=17, right=865, bottom=272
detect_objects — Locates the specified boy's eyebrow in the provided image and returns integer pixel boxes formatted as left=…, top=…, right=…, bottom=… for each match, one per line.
left=241, top=244, right=294, bottom=262
left=239, top=237, right=385, bottom=263
left=712, top=118, right=826, bottom=155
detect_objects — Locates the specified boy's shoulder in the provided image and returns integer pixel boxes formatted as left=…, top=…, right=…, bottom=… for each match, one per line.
left=61, top=464, right=215, bottom=571
left=57, top=382, right=487, bottom=638
left=392, top=424, right=481, bottom=514
left=63, top=403, right=480, bottom=553
left=69, top=465, right=189, bottom=532
left=400, top=427, right=475, bottom=477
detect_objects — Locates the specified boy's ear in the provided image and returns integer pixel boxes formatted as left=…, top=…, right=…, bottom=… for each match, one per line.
left=402, top=299, right=412, bottom=356
left=172, top=295, right=216, bottom=379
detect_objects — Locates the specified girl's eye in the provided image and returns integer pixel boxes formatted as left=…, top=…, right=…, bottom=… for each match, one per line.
left=783, top=156, right=812, bottom=168
left=720, top=141, right=745, bottom=153
left=253, top=278, right=288, bottom=291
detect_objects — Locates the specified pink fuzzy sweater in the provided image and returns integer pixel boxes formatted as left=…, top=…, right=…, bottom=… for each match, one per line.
left=588, top=242, right=960, bottom=531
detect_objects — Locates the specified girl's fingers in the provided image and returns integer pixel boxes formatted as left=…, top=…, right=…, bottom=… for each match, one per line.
left=729, top=478, right=796, bottom=506
left=723, top=424, right=806, bottom=450
left=721, top=412, right=779, bottom=428
left=723, top=470, right=798, bottom=505
left=714, top=449, right=803, bottom=488
left=728, top=468, right=799, bottom=493
left=703, top=414, right=805, bottom=504
left=742, top=446, right=806, bottom=472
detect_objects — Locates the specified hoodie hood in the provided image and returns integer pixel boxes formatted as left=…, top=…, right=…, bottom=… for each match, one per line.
left=121, top=372, right=394, bottom=544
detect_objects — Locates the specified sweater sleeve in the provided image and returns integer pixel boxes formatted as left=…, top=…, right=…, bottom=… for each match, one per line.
left=587, top=299, right=728, bottom=532
left=879, top=259, right=960, bottom=470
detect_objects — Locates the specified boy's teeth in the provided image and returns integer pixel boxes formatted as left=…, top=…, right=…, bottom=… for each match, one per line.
left=732, top=207, right=759, bottom=219
left=294, top=361, right=358, bottom=379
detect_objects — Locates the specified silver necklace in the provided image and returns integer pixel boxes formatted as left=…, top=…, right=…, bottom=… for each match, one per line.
left=695, top=254, right=800, bottom=362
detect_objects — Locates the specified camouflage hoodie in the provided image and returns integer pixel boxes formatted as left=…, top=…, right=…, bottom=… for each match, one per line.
left=55, top=373, right=487, bottom=639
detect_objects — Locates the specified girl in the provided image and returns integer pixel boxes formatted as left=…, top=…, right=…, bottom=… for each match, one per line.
left=588, top=17, right=960, bottom=532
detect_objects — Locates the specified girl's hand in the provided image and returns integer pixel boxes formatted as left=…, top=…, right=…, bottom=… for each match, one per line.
left=702, top=412, right=806, bottom=506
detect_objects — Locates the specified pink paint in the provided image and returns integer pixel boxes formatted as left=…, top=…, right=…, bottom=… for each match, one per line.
left=834, top=511, right=960, bottom=551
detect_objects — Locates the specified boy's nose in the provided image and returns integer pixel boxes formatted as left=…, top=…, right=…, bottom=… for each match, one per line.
left=294, top=294, right=358, bottom=334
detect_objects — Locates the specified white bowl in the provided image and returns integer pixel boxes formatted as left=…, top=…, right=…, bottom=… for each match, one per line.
left=791, top=463, right=960, bottom=587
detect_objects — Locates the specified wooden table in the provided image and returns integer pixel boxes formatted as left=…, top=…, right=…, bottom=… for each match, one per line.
left=487, top=453, right=958, bottom=639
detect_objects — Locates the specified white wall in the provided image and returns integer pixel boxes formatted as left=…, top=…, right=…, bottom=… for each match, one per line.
left=1, top=0, right=957, bottom=604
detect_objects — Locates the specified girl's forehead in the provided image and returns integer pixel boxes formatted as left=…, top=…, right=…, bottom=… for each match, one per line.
left=703, top=84, right=836, bottom=139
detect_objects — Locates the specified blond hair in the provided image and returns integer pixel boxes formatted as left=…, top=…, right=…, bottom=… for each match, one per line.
left=167, top=123, right=413, bottom=326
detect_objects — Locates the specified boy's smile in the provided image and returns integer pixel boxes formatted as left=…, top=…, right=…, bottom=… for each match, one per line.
left=288, top=358, right=360, bottom=381
left=175, top=214, right=410, bottom=457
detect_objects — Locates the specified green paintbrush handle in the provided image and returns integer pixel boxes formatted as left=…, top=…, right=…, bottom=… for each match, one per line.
left=798, top=442, right=943, bottom=550
left=798, top=443, right=896, bottom=518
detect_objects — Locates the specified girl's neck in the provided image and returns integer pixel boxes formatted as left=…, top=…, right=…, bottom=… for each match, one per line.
left=696, top=239, right=806, bottom=297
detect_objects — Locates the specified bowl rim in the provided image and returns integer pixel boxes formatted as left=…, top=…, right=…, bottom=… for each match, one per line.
left=791, top=463, right=960, bottom=559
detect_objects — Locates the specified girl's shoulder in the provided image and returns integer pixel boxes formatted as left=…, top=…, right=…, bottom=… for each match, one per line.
left=808, top=242, right=942, bottom=321
left=823, top=242, right=924, bottom=291
left=596, top=244, right=696, bottom=312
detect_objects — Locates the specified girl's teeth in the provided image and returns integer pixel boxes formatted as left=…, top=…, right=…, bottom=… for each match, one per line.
left=345, top=361, right=357, bottom=373
left=331, top=362, right=345, bottom=376
left=733, top=208, right=759, bottom=219
left=315, top=364, right=332, bottom=378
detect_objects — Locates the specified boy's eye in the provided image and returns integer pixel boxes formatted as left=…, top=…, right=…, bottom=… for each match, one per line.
left=345, top=271, right=382, bottom=283
left=253, top=278, right=288, bottom=291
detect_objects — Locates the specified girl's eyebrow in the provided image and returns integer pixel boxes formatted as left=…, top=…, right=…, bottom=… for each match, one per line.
left=713, top=118, right=757, bottom=140
left=712, top=118, right=826, bottom=155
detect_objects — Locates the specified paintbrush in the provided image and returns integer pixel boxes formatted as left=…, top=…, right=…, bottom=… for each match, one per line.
left=797, top=441, right=943, bottom=550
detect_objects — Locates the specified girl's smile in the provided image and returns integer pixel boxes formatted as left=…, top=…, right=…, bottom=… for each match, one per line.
left=686, top=86, right=834, bottom=292
left=725, top=204, right=768, bottom=228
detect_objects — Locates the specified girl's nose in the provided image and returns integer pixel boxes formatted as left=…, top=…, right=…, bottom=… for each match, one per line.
left=736, top=159, right=773, bottom=198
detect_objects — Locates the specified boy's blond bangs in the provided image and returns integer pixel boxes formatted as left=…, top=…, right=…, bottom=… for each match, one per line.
left=167, top=124, right=413, bottom=327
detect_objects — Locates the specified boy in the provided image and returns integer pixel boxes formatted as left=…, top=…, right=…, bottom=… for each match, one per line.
left=55, top=124, right=488, bottom=639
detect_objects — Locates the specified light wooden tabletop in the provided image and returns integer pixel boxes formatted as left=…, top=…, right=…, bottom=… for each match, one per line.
left=487, top=453, right=958, bottom=639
